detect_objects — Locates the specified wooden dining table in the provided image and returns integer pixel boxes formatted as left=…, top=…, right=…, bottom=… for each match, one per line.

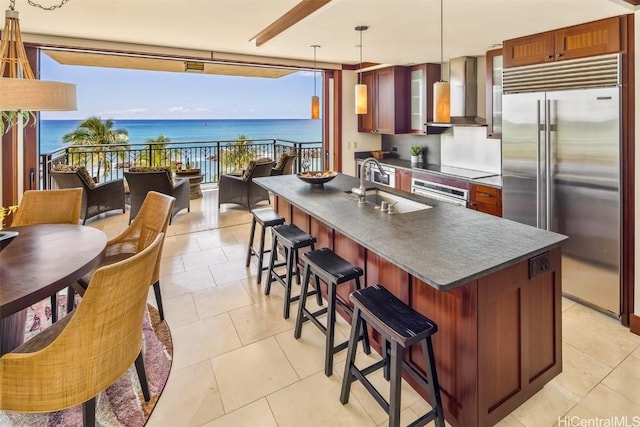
left=0, top=224, right=107, bottom=355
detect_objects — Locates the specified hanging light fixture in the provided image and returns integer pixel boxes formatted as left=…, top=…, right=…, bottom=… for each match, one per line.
left=354, top=25, right=368, bottom=115
left=310, top=44, right=320, bottom=120
left=0, top=0, right=77, bottom=111
left=433, top=0, right=450, bottom=123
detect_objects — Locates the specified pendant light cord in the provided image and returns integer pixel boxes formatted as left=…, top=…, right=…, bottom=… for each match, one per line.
left=313, top=45, right=317, bottom=97
left=440, top=0, right=444, bottom=78
left=359, top=29, right=363, bottom=85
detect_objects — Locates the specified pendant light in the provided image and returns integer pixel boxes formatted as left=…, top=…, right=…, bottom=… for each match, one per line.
left=433, top=0, right=450, bottom=123
left=0, top=0, right=77, bottom=111
left=355, top=25, right=368, bottom=115
left=310, top=45, right=320, bottom=120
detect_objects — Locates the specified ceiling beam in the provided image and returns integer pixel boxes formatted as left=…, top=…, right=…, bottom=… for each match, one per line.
left=250, top=0, right=332, bottom=47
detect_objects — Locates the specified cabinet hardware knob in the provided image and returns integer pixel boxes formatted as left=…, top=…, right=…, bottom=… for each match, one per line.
left=556, top=53, right=562, bottom=57
left=547, top=55, right=554, bottom=59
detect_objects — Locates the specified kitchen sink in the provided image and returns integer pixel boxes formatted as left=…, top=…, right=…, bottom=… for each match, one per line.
left=345, top=188, right=432, bottom=214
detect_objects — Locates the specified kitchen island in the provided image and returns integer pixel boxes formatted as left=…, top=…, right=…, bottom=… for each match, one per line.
left=254, top=173, right=567, bottom=427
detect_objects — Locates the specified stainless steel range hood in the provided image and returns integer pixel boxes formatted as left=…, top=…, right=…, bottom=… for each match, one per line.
left=428, top=56, right=487, bottom=127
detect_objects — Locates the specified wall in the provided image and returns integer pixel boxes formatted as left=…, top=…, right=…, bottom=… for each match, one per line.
left=382, top=134, right=441, bottom=163
left=440, top=127, right=501, bottom=174
left=341, top=70, right=381, bottom=177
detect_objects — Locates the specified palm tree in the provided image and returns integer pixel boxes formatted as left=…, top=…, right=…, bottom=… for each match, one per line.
left=62, top=117, right=129, bottom=181
left=137, top=134, right=173, bottom=167
left=221, top=134, right=256, bottom=172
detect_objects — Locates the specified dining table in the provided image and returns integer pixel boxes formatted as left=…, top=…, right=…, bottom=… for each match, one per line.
left=0, top=224, right=107, bottom=355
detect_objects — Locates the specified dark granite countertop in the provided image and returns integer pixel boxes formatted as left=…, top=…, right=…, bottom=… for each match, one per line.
left=254, top=173, right=566, bottom=291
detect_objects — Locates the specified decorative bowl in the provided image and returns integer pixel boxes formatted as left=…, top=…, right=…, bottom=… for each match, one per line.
left=0, top=230, right=19, bottom=251
left=371, top=150, right=390, bottom=160
left=296, top=170, right=338, bottom=186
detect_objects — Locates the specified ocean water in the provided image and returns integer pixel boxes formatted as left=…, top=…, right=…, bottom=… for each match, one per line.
left=40, top=118, right=322, bottom=154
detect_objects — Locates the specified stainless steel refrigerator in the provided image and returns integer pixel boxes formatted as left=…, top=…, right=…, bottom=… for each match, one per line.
left=502, top=72, right=621, bottom=316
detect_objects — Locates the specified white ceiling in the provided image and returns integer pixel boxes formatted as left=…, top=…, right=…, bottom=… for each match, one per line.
left=12, top=0, right=637, bottom=68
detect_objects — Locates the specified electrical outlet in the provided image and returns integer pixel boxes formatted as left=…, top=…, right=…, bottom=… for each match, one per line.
left=392, top=147, right=398, bottom=152
left=528, top=252, right=550, bottom=279
left=353, top=141, right=358, bottom=149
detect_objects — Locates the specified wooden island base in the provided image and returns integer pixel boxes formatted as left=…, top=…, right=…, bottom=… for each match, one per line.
left=276, top=197, right=562, bottom=427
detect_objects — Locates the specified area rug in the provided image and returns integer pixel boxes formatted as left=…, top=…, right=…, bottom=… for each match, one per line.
left=0, top=300, right=173, bottom=427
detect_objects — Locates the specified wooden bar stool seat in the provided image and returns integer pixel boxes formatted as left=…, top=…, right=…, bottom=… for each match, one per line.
left=245, top=208, right=285, bottom=284
left=265, top=224, right=316, bottom=319
left=340, top=284, right=445, bottom=427
left=294, top=248, right=371, bottom=376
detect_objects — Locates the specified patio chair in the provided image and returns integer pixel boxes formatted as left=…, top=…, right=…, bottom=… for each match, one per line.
left=218, top=158, right=275, bottom=210
left=12, top=188, right=83, bottom=323
left=50, top=166, right=126, bottom=225
left=271, top=149, right=297, bottom=176
left=124, top=167, right=189, bottom=224
left=0, top=233, right=163, bottom=427
left=71, top=191, right=175, bottom=321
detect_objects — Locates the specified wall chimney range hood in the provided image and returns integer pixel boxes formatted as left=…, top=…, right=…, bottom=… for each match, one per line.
left=428, top=56, right=487, bottom=127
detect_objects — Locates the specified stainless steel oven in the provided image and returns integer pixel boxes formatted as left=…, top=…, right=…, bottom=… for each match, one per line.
left=411, top=178, right=468, bottom=206
left=364, top=163, right=396, bottom=188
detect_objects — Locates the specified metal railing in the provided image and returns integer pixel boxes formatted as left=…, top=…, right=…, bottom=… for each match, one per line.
left=41, top=138, right=324, bottom=189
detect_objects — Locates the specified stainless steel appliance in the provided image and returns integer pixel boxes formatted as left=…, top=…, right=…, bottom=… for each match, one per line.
left=364, top=163, right=396, bottom=188
left=411, top=178, right=468, bottom=206
left=502, top=54, right=621, bottom=317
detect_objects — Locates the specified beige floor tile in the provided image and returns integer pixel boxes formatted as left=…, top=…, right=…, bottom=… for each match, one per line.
left=561, top=297, right=576, bottom=312
left=229, top=297, right=295, bottom=345
left=553, top=341, right=613, bottom=399
left=163, top=293, right=198, bottom=327
left=212, top=337, right=299, bottom=412
left=162, top=234, right=203, bottom=258
left=147, top=359, right=225, bottom=427
left=161, top=266, right=217, bottom=298
left=494, top=414, right=526, bottom=427
left=601, top=350, right=640, bottom=404
left=159, top=256, right=185, bottom=277
left=181, top=247, right=229, bottom=271
left=171, top=313, right=242, bottom=370
left=267, top=371, right=375, bottom=427
left=563, top=304, right=640, bottom=367
left=510, top=381, right=579, bottom=427
left=275, top=318, right=349, bottom=379
left=561, top=383, right=640, bottom=423
left=222, top=243, right=248, bottom=261
left=196, top=229, right=239, bottom=249
left=209, top=258, right=257, bottom=285
left=201, top=398, right=278, bottom=427
left=193, top=280, right=256, bottom=319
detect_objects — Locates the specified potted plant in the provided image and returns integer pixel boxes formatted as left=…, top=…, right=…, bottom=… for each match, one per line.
left=410, top=145, right=422, bottom=164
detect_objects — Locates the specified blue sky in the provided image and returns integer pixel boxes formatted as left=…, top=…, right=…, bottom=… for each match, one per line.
left=40, top=53, right=321, bottom=120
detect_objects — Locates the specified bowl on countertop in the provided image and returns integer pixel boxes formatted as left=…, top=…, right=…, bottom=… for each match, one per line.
left=296, top=170, right=338, bottom=186
left=371, top=150, right=390, bottom=160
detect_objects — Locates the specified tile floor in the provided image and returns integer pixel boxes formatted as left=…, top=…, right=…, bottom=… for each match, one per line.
left=85, top=189, right=640, bottom=427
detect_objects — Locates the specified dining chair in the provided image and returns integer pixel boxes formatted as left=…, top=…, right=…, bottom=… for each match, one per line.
left=0, top=233, right=163, bottom=427
left=12, top=188, right=83, bottom=227
left=12, top=188, right=83, bottom=323
left=70, top=191, right=175, bottom=321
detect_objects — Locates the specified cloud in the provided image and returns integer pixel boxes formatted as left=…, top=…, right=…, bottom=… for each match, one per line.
left=168, top=106, right=190, bottom=113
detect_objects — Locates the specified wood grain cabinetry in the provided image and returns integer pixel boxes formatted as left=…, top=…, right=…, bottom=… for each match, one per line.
left=409, top=63, right=442, bottom=134
left=469, top=184, right=502, bottom=217
left=503, top=16, right=621, bottom=68
left=358, top=66, right=409, bottom=134
left=395, top=168, right=412, bottom=192
left=485, top=49, right=503, bottom=139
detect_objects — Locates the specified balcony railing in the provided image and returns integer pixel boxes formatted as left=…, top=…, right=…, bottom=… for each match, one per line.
left=40, top=138, right=324, bottom=189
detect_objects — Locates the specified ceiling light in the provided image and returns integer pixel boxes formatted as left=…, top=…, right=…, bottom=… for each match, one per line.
left=0, top=0, right=76, bottom=111
left=433, top=0, right=450, bottom=123
left=355, top=26, right=368, bottom=115
left=310, top=45, right=320, bottom=120
left=184, top=61, right=204, bottom=73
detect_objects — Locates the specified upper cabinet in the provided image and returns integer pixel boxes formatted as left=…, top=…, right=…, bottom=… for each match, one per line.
left=358, top=66, right=409, bottom=134
left=485, top=49, right=502, bottom=139
left=503, top=16, right=621, bottom=68
left=409, top=63, right=442, bottom=134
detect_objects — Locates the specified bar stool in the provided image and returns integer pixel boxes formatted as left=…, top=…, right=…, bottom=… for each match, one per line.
left=265, top=223, right=316, bottom=319
left=294, top=248, right=371, bottom=376
left=340, top=284, right=445, bottom=427
left=245, top=208, right=285, bottom=284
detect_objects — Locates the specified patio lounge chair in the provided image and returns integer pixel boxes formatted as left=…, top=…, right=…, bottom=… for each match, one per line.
left=218, top=158, right=275, bottom=210
left=50, top=166, right=126, bottom=225
left=124, top=167, right=190, bottom=224
left=271, top=149, right=297, bottom=176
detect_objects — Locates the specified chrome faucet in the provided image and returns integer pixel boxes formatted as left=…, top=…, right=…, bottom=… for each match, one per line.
left=352, top=157, right=388, bottom=203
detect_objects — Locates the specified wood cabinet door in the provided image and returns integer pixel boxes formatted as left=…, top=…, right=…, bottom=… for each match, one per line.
left=503, top=31, right=555, bottom=68
left=374, top=67, right=397, bottom=134
left=469, top=184, right=502, bottom=217
left=485, top=49, right=503, bottom=139
left=395, top=168, right=412, bottom=192
left=555, top=16, right=620, bottom=61
left=357, top=71, right=376, bottom=133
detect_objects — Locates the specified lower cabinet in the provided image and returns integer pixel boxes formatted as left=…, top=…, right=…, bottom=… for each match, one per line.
left=279, top=196, right=561, bottom=427
left=395, top=168, right=412, bottom=192
left=469, top=184, right=502, bottom=217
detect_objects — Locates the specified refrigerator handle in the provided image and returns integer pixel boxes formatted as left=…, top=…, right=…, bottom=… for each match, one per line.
left=545, top=99, right=552, bottom=231
left=536, top=99, right=541, bottom=229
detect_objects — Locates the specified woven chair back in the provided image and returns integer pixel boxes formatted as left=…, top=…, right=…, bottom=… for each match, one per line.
left=0, top=233, right=163, bottom=412
left=12, top=188, right=83, bottom=226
